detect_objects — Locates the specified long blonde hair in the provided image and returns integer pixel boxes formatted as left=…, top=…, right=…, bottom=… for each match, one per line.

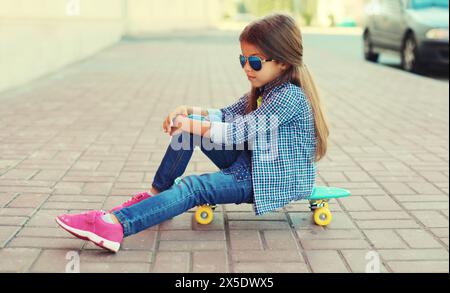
left=240, top=13, right=329, bottom=162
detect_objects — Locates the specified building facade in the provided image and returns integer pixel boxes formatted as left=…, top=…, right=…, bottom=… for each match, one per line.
left=0, top=0, right=223, bottom=92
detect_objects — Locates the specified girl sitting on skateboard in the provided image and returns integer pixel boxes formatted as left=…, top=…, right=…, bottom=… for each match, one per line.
left=55, top=13, right=329, bottom=252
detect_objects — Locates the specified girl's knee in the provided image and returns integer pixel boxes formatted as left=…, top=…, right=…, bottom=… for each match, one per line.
left=176, top=174, right=214, bottom=205
left=176, top=175, right=200, bottom=193
left=170, top=132, right=203, bottom=151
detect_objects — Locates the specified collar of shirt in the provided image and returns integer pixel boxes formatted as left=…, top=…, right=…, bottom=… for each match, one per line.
left=260, top=75, right=288, bottom=99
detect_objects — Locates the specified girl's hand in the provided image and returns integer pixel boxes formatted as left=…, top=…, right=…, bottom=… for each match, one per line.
left=163, top=105, right=189, bottom=134
left=170, top=115, right=212, bottom=138
left=169, top=114, right=187, bottom=136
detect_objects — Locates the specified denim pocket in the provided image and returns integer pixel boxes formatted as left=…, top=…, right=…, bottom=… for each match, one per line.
left=221, top=165, right=252, bottom=183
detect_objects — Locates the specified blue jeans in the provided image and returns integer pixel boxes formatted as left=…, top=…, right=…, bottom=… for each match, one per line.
left=113, top=132, right=254, bottom=237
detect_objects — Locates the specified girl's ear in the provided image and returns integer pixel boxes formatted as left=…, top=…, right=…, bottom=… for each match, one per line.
left=280, top=62, right=289, bottom=71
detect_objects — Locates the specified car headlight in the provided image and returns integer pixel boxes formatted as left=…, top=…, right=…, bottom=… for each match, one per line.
left=426, top=28, right=449, bottom=40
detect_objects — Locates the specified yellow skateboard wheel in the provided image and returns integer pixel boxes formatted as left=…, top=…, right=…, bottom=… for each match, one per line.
left=195, top=205, right=214, bottom=225
left=314, top=207, right=332, bottom=226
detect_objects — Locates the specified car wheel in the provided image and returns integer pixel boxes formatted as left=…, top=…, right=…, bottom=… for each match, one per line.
left=364, top=32, right=379, bottom=62
left=402, top=34, right=420, bottom=73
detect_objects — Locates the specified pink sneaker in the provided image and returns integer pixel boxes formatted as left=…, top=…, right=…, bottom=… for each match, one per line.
left=109, top=191, right=153, bottom=213
left=55, top=210, right=123, bottom=253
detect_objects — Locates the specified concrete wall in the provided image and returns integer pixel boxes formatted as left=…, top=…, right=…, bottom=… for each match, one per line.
left=0, top=0, right=225, bottom=93
left=125, top=0, right=222, bottom=35
left=0, top=0, right=126, bottom=93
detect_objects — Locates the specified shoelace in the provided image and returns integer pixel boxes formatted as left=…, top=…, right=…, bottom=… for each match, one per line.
left=84, top=210, right=105, bottom=224
left=123, top=192, right=147, bottom=205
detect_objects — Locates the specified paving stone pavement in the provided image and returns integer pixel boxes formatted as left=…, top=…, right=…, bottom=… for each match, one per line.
left=0, top=32, right=448, bottom=273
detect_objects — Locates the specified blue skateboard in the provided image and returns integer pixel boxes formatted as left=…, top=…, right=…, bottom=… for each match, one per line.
left=176, top=114, right=351, bottom=226
left=174, top=176, right=350, bottom=226
left=308, top=186, right=351, bottom=226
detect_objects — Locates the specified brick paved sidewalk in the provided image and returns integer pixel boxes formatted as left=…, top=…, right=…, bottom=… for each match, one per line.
left=0, top=32, right=448, bottom=273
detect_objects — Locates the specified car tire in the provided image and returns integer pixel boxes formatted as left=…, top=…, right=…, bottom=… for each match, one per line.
left=364, top=31, right=379, bottom=62
left=401, top=34, right=421, bottom=73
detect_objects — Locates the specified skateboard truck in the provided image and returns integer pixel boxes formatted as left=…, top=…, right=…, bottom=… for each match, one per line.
left=308, top=199, right=329, bottom=210
left=307, top=187, right=351, bottom=226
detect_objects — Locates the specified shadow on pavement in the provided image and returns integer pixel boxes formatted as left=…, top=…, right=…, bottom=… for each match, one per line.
left=379, top=58, right=449, bottom=82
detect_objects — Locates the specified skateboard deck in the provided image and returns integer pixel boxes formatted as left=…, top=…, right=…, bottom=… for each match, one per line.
left=309, top=186, right=351, bottom=200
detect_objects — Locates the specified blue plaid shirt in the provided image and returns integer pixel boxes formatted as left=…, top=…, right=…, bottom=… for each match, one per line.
left=209, top=78, right=317, bottom=215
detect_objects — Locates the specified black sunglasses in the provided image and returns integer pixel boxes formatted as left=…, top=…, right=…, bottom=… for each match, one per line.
left=239, top=54, right=275, bottom=71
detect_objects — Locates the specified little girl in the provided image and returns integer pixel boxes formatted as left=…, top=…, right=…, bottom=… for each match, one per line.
left=55, top=13, right=329, bottom=252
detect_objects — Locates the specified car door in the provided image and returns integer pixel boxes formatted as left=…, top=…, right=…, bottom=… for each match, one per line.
left=381, top=0, right=407, bottom=50
left=372, top=0, right=395, bottom=48
left=367, top=0, right=386, bottom=46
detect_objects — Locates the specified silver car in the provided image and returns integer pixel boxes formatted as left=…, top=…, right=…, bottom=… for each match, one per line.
left=363, top=0, right=449, bottom=72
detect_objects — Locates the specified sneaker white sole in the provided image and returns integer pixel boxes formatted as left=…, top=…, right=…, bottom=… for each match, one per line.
left=55, top=217, right=120, bottom=253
